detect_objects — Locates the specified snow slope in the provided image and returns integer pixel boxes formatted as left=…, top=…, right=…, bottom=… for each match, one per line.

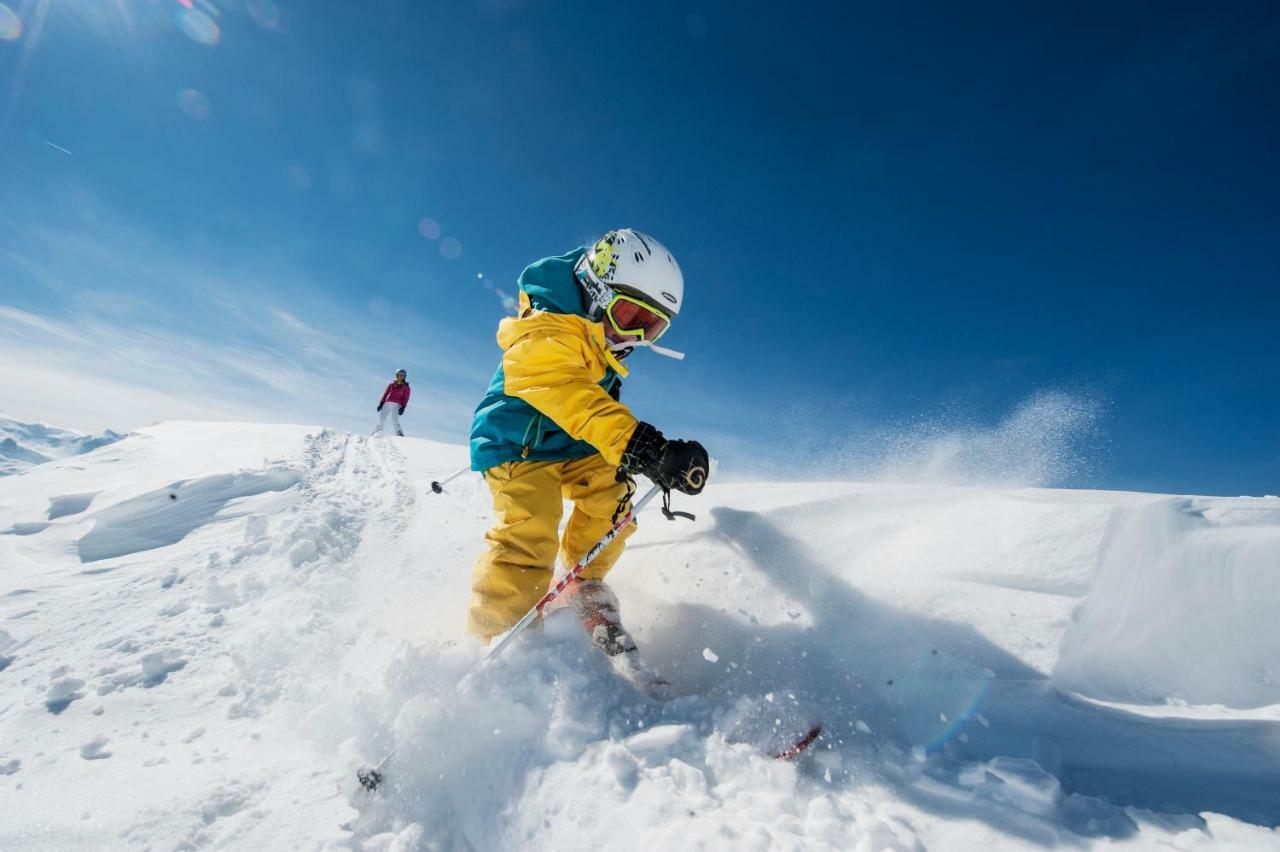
left=0, top=416, right=125, bottom=478
left=1, top=421, right=1278, bottom=850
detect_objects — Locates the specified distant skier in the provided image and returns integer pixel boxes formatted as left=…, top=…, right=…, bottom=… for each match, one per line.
left=374, top=369, right=411, bottom=437
left=468, top=229, right=708, bottom=660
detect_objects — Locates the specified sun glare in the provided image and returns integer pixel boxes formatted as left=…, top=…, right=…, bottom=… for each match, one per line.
left=0, top=4, right=22, bottom=42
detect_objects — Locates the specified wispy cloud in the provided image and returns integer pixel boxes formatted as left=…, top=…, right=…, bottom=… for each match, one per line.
left=0, top=297, right=481, bottom=438
left=0, top=201, right=488, bottom=440
left=270, top=307, right=314, bottom=334
left=22, top=130, right=73, bottom=156
left=0, top=303, right=87, bottom=343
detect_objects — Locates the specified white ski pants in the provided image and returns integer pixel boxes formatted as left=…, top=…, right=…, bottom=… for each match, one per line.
left=375, top=404, right=404, bottom=436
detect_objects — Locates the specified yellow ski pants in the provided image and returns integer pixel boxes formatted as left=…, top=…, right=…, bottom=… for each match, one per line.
left=468, top=453, right=636, bottom=642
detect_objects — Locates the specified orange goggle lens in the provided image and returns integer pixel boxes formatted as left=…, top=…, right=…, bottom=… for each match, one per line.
left=606, top=295, right=670, bottom=343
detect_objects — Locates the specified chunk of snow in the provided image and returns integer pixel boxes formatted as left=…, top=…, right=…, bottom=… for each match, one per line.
left=79, top=736, right=112, bottom=760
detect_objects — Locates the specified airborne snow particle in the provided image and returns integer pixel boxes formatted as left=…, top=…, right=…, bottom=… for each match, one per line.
left=702, top=648, right=719, bottom=663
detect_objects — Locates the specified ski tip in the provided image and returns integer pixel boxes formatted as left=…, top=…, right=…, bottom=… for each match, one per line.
left=356, top=767, right=384, bottom=792
left=772, top=724, right=822, bottom=761
left=430, top=481, right=443, bottom=494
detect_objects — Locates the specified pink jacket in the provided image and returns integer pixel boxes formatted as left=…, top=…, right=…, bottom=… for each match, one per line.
left=380, top=381, right=410, bottom=409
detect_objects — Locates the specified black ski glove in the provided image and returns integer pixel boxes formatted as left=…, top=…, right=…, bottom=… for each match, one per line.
left=377, top=403, right=384, bottom=412
left=398, top=405, right=405, bottom=415
left=621, top=422, right=709, bottom=495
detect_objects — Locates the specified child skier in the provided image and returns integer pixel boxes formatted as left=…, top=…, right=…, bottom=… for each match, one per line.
left=374, top=369, right=411, bottom=437
left=468, top=229, right=709, bottom=660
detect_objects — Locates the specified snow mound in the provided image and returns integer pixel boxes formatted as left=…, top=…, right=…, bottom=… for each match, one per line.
left=76, top=469, right=301, bottom=563
left=1055, top=497, right=1280, bottom=707
left=1, top=420, right=1279, bottom=850
left=0, top=415, right=124, bottom=477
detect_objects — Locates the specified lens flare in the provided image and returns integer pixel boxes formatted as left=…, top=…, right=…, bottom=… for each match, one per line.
left=494, top=287, right=517, bottom=314
left=284, top=165, right=311, bottom=190
left=417, top=217, right=441, bottom=240
left=246, top=0, right=282, bottom=29
left=176, top=8, right=220, bottom=45
left=685, top=13, right=709, bottom=38
left=351, top=119, right=383, bottom=155
left=923, top=678, right=992, bottom=754
left=477, top=276, right=516, bottom=315
left=0, top=4, right=20, bottom=41
left=177, top=88, right=212, bottom=120
left=439, top=237, right=461, bottom=259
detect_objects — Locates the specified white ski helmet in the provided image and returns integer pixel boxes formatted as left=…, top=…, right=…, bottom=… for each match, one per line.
left=575, top=229, right=684, bottom=320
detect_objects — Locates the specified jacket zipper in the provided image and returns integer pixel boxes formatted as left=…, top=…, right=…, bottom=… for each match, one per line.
left=519, top=413, right=543, bottom=459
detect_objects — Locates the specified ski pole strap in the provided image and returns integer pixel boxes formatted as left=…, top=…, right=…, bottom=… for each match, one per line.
left=611, top=469, right=636, bottom=525
left=661, top=489, right=695, bottom=522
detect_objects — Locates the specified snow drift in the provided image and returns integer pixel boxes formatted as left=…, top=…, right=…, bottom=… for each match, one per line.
left=1, top=421, right=1278, bottom=850
left=1055, top=497, right=1280, bottom=708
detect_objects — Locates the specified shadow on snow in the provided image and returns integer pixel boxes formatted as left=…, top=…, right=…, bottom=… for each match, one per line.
left=640, top=505, right=1280, bottom=841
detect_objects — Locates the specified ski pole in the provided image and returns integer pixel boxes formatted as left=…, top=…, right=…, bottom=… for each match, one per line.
left=430, top=465, right=472, bottom=494
left=357, top=483, right=665, bottom=792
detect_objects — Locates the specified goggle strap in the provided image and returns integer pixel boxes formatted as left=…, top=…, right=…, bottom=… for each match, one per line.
left=575, top=256, right=615, bottom=320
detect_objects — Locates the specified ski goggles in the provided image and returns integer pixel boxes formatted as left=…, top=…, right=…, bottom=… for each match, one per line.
left=604, top=292, right=671, bottom=345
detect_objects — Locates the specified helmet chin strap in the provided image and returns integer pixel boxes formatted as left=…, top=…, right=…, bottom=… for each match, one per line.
left=609, top=338, right=686, bottom=360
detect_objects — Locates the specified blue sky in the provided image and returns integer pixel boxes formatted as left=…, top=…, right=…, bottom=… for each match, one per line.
left=1, top=0, right=1276, bottom=495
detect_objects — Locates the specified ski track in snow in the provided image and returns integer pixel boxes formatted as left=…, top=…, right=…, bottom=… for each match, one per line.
left=0, top=420, right=1278, bottom=850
